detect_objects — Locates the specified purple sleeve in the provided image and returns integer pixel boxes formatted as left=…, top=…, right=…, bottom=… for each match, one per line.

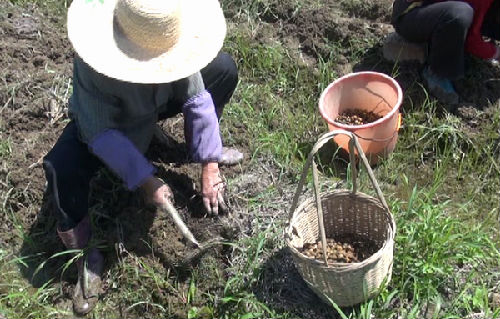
left=89, top=129, right=156, bottom=190
left=182, top=90, right=222, bottom=163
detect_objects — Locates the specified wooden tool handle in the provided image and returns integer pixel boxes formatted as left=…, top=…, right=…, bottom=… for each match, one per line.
left=160, top=200, right=200, bottom=248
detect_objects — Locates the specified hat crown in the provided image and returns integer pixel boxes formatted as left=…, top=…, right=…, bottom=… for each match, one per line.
left=115, top=0, right=182, bottom=52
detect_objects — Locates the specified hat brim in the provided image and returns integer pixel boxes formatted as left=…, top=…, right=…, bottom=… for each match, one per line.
left=67, top=0, right=226, bottom=84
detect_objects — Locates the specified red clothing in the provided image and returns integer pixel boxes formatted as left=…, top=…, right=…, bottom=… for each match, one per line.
left=432, top=0, right=496, bottom=59
left=463, top=0, right=496, bottom=59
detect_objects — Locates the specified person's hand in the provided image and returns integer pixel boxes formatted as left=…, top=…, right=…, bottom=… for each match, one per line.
left=140, top=176, right=173, bottom=207
left=201, top=162, right=226, bottom=215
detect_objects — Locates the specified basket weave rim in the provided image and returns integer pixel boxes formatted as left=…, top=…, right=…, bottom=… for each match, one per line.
left=285, top=189, right=395, bottom=270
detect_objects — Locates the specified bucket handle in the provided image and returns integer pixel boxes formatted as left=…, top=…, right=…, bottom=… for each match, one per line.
left=288, top=130, right=391, bottom=265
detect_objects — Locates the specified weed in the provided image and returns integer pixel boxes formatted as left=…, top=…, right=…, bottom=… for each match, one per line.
left=215, top=233, right=286, bottom=319
left=0, top=139, right=11, bottom=159
left=388, top=183, right=500, bottom=317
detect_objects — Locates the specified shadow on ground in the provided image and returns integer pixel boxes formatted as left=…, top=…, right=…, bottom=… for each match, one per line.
left=251, top=247, right=383, bottom=319
left=252, top=248, right=338, bottom=319
left=16, top=171, right=162, bottom=290
left=16, top=136, right=231, bottom=290
left=17, top=190, right=69, bottom=289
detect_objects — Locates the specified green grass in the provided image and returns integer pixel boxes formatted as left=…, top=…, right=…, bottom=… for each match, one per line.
left=1, top=0, right=500, bottom=318
left=0, top=139, right=11, bottom=159
left=390, top=184, right=499, bottom=318
left=222, top=31, right=338, bottom=167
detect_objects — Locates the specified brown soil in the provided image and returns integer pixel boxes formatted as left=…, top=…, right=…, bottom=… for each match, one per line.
left=335, top=109, right=382, bottom=125
left=301, top=234, right=379, bottom=263
left=0, top=0, right=248, bottom=245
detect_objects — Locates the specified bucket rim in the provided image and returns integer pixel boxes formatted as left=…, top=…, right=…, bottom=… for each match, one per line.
left=318, top=71, right=403, bottom=129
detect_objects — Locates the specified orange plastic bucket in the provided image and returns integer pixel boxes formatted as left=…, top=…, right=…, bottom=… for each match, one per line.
left=318, top=72, right=403, bottom=164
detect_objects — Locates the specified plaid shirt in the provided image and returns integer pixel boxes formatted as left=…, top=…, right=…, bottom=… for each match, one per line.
left=69, top=55, right=207, bottom=153
left=69, top=56, right=222, bottom=189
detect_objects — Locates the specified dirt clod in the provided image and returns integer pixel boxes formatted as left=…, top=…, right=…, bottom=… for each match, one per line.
left=335, top=109, right=381, bottom=125
left=490, top=292, right=500, bottom=309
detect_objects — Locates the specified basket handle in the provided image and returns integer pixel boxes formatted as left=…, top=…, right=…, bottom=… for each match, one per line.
left=288, top=130, right=390, bottom=265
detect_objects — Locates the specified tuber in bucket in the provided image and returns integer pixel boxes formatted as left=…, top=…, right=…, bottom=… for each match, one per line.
left=318, top=72, right=403, bottom=164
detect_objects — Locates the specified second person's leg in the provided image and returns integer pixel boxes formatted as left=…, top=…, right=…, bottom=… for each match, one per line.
left=395, top=1, right=473, bottom=79
left=394, top=1, right=473, bottom=104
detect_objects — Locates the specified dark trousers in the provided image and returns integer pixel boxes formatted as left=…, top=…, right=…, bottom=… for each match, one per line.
left=43, top=52, right=238, bottom=231
left=482, top=0, right=500, bottom=40
left=393, top=1, right=474, bottom=79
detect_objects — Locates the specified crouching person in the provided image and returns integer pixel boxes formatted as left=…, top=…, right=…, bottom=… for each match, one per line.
left=391, top=0, right=500, bottom=105
left=42, top=0, right=241, bottom=314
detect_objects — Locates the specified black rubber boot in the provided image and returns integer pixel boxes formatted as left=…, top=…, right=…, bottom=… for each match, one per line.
left=57, top=215, right=104, bottom=315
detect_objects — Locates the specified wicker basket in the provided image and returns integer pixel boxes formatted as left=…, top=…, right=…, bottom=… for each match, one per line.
left=285, top=130, right=395, bottom=307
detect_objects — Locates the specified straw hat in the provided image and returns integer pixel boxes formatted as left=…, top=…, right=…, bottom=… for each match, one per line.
left=67, top=0, right=227, bottom=84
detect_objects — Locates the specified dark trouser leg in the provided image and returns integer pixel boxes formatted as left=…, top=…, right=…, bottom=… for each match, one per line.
left=156, top=52, right=241, bottom=164
left=43, top=121, right=102, bottom=231
left=199, top=52, right=241, bottom=165
left=482, top=0, right=500, bottom=41
left=394, top=1, right=473, bottom=79
left=158, top=52, right=239, bottom=120
left=43, top=121, right=104, bottom=315
left=200, top=52, right=239, bottom=118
